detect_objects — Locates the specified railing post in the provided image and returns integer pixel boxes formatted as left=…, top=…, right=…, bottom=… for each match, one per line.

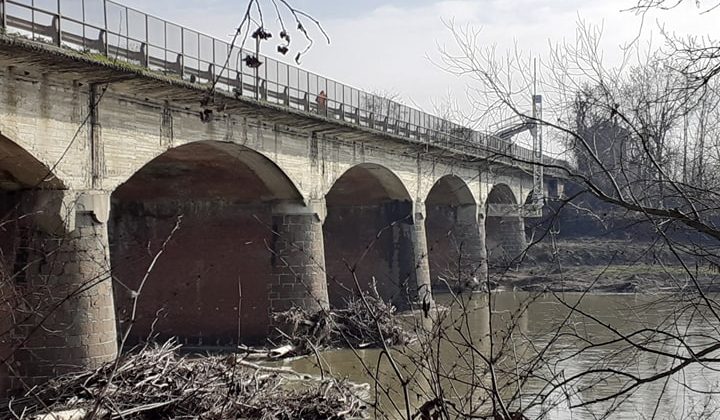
left=180, top=28, right=185, bottom=80
left=254, top=36, right=259, bottom=100
left=81, top=0, right=86, bottom=48
left=102, top=0, right=108, bottom=55
left=1, top=0, right=6, bottom=32
left=56, top=0, right=63, bottom=47
left=144, top=14, right=149, bottom=67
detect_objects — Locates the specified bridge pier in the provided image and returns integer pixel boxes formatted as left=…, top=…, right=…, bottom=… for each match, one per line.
left=455, top=204, right=489, bottom=283
left=486, top=211, right=527, bottom=267
left=426, top=202, right=488, bottom=290
left=411, top=203, right=433, bottom=305
left=324, top=200, right=423, bottom=310
left=485, top=186, right=528, bottom=268
left=500, top=215, right=527, bottom=262
left=270, top=200, right=330, bottom=313
left=3, top=190, right=117, bottom=391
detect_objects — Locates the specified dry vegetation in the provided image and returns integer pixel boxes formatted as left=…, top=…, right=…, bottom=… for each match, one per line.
left=273, top=289, right=412, bottom=356
left=9, top=341, right=368, bottom=419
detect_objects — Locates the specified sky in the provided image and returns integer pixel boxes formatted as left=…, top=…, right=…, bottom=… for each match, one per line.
left=115, top=0, right=718, bottom=151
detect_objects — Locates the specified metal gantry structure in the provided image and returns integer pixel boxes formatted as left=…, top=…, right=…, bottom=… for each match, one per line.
left=0, top=0, right=563, bottom=183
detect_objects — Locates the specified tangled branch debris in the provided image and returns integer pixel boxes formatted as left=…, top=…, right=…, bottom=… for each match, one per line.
left=273, top=289, right=412, bottom=355
left=12, top=341, right=367, bottom=419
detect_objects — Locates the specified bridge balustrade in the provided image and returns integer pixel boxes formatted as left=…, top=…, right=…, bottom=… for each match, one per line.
left=0, top=0, right=565, bottom=167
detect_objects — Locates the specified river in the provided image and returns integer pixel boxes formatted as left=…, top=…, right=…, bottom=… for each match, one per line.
left=275, top=292, right=720, bottom=419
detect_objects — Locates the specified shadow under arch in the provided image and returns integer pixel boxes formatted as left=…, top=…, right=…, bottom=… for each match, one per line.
left=425, top=175, right=486, bottom=290
left=425, top=175, right=476, bottom=207
left=110, top=141, right=304, bottom=348
left=0, top=133, right=69, bottom=396
left=0, top=133, right=65, bottom=191
left=0, top=132, right=66, bottom=255
left=323, top=163, right=417, bottom=308
left=485, top=183, right=526, bottom=268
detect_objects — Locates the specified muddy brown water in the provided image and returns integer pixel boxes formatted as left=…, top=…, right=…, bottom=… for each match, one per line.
left=274, top=292, right=720, bottom=419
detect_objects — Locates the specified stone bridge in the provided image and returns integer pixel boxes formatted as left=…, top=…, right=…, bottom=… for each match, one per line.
left=0, top=0, right=566, bottom=394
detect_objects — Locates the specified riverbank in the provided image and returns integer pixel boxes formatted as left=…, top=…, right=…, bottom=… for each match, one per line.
left=505, top=239, right=719, bottom=293
left=504, top=264, right=719, bottom=293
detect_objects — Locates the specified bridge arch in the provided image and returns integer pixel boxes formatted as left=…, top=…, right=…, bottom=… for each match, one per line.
left=110, top=140, right=307, bottom=347
left=424, top=175, right=476, bottom=206
left=112, top=140, right=305, bottom=201
left=324, top=162, right=412, bottom=202
left=485, top=183, right=527, bottom=268
left=424, top=175, right=486, bottom=289
left=0, top=133, right=65, bottom=191
left=323, top=163, right=417, bottom=308
left=0, top=134, right=65, bottom=286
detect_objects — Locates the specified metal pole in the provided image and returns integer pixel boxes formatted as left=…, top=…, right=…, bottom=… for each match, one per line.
left=254, top=36, right=259, bottom=100
left=103, top=0, right=108, bottom=55
left=179, top=28, right=184, bottom=77
left=212, top=39, right=216, bottom=81
left=1, top=0, right=6, bottom=32
left=144, top=13, right=148, bottom=67
left=531, top=57, right=544, bottom=206
left=125, top=5, right=129, bottom=57
left=56, top=0, right=62, bottom=46
left=81, top=0, right=86, bottom=48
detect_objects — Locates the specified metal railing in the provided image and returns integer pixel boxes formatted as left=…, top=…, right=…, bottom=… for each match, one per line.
left=0, top=0, right=565, bottom=167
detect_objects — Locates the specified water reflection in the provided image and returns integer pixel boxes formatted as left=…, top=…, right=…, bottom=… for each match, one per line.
left=279, top=292, right=720, bottom=419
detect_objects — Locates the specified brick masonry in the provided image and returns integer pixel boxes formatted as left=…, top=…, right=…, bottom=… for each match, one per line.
left=6, top=201, right=117, bottom=389
left=270, top=212, right=329, bottom=313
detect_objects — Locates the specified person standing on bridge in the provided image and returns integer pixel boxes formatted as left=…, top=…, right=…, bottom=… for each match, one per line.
left=316, top=90, right=327, bottom=115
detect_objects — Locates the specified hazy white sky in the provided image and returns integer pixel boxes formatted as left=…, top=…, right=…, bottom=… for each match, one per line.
left=119, top=0, right=718, bottom=122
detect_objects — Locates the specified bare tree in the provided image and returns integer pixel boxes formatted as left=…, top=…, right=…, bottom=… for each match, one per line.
left=387, top=8, right=720, bottom=418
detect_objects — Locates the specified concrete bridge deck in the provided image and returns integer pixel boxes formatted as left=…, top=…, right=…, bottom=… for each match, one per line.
left=0, top=0, right=566, bottom=395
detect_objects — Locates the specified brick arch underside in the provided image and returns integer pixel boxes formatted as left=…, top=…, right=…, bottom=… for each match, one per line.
left=323, top=164, right=415, bottom=309
left=110, top=141, right=302, bottom=347
left=425, top=175, right=478, bottom=289
left=0, top=134, right=65, bottom=395
left=485, top=183, right=523, bottom=267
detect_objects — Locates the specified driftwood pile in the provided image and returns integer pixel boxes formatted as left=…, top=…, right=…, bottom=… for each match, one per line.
left=14, top=341, right=367, bottom=419
left=273, top=289, right=412, bottom=355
